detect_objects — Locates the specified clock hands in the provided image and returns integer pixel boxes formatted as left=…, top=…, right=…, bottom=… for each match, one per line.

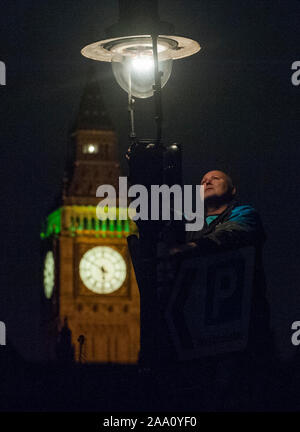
left=100, top=265, right=108, bottom=281
left=84, top=258, right=100, bottom=268
left=84, top=257, right=106, bottom=271
left=101, top=265, right=108, bottom=274
left=84, top=258, right=110, bottom=281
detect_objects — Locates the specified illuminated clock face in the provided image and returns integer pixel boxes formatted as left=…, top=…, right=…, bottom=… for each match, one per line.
left=79, top=246, right=127, bottom=294
left=43, top=251, right=55, bottom=299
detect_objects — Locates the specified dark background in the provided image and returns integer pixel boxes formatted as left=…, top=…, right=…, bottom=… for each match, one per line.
left=0, top=0, right=299, bottom=365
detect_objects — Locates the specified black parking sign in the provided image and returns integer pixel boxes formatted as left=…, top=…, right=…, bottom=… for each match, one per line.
left=165, top=247, right=255, bottom=359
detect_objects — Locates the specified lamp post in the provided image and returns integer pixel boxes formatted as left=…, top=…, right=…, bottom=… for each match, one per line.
left=81, top=0, right=201, bottom=369
left=81, top=0, right=200, bottom=144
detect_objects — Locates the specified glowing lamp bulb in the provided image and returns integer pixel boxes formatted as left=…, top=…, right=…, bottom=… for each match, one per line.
left=111, top=48, right=172, bottom=99
left=131, top=55, right=154, bottom=73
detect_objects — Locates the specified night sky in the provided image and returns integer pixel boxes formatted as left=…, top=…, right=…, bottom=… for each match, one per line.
left=0, top=0, right=299, bottom=362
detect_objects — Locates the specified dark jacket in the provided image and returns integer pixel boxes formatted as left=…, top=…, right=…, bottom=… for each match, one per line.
left=186, top=201, right=265, bottom=251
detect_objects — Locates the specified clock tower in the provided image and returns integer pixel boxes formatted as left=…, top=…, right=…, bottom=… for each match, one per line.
left=41, top=76, right=140, bottom=364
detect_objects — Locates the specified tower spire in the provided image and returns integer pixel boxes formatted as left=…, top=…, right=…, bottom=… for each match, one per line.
left=74, top=67, right=113, bottom=131
left=63, top=69, right=120, bottom=206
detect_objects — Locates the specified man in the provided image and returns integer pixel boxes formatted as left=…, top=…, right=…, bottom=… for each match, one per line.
left=170, top=169, right=265, bottom=256
left=167, top=170, right=273, bottom=409
left=169, top=170, right=271, bottom=351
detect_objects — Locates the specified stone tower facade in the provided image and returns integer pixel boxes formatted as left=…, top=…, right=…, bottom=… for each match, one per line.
left=41, top=76, right=140, bottom=363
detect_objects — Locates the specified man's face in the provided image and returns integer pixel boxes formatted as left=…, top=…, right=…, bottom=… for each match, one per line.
left=201, top=170, right=234, bottom=201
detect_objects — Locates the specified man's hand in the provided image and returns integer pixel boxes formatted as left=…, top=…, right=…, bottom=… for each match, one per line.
left=169, top=242, right=197, bottom=256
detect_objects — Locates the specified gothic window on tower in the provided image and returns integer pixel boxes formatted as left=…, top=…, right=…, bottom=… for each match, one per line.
left=103, top=144, right=108, bottom=159
left=83, top=217, right=88, bottom=230
left=89, top=183, right=96, bottom=195
left=83, top=143, right=99, bottom=154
